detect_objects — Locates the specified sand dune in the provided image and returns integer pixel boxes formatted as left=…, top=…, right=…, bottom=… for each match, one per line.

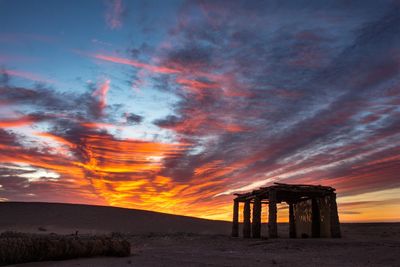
left=0, top=202, right=230, bottom=235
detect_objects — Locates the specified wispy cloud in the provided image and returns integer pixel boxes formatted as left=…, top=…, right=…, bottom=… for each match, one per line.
left=0, top=69, right=55, bottom=84
left=105, top=0, right=124, bottom=30
left=93, top=54, right=180, bottom=74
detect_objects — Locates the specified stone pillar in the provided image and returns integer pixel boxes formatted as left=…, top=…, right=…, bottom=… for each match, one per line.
left=312, top=197, right=321, bottom=238
left=243, top=200, right=251, bottom=238
left=329, top=193, right=341, bottom=238
left=289, top=202, right=296, bottom=238
left=231, top=199, right=239, bottom=237
left=268, top=190, right=278, bottom=238
left=252, top=197, right=262, bottom=238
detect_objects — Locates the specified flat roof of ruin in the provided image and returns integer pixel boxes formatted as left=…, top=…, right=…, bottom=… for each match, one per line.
left=233, top=182, right=336, bottom=203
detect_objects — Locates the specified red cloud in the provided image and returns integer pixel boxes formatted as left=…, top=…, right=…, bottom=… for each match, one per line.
left=92, top=79, right=111, bottom=115
left=93, top=54, right=180, bottom=74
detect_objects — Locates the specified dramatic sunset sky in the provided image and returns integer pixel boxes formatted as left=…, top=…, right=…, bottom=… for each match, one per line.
left=0, top=0, right=399, bottom=222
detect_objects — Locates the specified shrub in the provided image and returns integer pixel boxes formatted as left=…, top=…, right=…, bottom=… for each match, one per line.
left=0, top=232, right=130, bottom=265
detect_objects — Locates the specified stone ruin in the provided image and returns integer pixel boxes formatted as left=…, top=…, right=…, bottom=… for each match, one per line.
left=232, top=183, right=341, bottom=238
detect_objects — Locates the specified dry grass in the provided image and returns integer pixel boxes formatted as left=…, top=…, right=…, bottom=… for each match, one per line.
left=0, top=232, right=130, bottom=265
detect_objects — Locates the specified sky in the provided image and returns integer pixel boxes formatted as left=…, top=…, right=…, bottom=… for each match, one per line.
left=0, top=0, right=399, bottom=222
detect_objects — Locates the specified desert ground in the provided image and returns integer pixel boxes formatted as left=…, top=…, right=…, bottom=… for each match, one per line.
left=1, top=202, right=399, bottom=267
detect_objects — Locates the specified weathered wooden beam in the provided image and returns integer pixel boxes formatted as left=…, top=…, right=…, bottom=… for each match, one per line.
left=245, top=195, right=257, bottom=200
left=289, top=202, right=296, bottom=238
left=277, top=189, right=334, bottom=196
left=243, top=200, right=251, bottom=238
left=329, top=193, right=341, bottom=238
left=273, top=182, right=335, bottom=191
left=252, top=197, right=262, bottom=238
left=268, top=190, right=278, bottom=238
left=231, top=200, right=239, bottom=237
left=311, top=198, right=321, bottom=238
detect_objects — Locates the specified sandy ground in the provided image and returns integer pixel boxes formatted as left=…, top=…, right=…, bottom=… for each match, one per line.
left=1, top=203, right=399, bottom=267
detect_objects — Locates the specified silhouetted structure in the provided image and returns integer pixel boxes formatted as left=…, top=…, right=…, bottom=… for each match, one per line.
left=231, top=183, right=341, bottom=238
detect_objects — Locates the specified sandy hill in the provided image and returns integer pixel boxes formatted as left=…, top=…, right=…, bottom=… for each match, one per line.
left=0, top=202, right=230, bottom=235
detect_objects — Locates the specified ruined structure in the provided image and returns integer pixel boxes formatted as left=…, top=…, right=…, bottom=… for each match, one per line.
left=232, top=183, right=341, bottom=238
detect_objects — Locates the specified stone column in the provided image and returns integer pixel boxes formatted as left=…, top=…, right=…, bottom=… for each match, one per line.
left=252, top=197, right=262, bottom=238
left=329, top=193, right=341, bottom=238
left=289, top=202, right=296, bottom=238
left=231, top=199, right=239, bottom=237
left=311, top=197, right=321, bottom=238
left=268, top=190, right=278, bottom=238
left=243, top=200, right=251, bottom=238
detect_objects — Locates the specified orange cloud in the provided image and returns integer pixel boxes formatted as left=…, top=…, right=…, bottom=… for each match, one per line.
left=0, top=125, right=240, bottom=219
left=34, top=132, right=76, bottom=149
left=2, top=122, right=399, bottom=221
left=0, top=116, right=36, bottom=128
left=80, top=122, right=116, bottom=129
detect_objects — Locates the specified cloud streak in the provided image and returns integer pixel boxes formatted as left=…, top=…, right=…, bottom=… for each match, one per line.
left=0, top=69, right=55, bottom=84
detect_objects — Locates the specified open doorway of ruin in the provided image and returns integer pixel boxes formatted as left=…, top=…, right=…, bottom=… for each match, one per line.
left=294, top=197, right=332, bottom=238
left=261, top=202, right=291, bottom=238
left=233, top=201, right=254, bottom=238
